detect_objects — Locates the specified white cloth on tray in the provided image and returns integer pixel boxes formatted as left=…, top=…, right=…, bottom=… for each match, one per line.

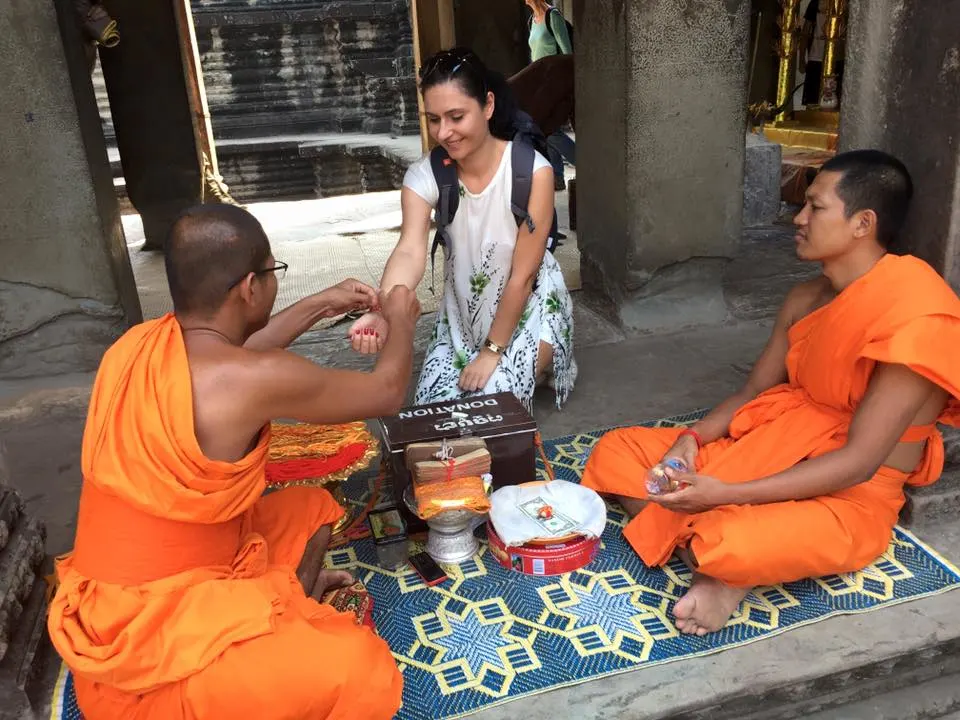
left=489, top=480, right=606, bottom=547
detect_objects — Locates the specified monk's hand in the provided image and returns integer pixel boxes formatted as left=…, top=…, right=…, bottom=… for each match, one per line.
left=662, top=433, right=698, bottom=472
left=458, top=349, right=500, bottom=392
left=348, top=311, right=388, bottom=354
left=648, top=474, right=732, bottom=514
left=379, top=285, right=421, bottom=334
left=322, top=278, right=379, bottom=317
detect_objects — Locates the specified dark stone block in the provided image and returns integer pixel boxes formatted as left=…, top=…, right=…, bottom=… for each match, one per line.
left=0, top=516, right=45, bottom=664
left=0, top=492, right=24, bottom=554
left=743, top=132, right=781, bottom=227
left=568, top=178, right=577, bottom=231
left=0, top=577, right=52, bottom=720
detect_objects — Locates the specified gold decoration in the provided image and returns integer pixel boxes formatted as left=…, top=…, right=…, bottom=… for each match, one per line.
left=774, top=0, right=803, bottom=122
left=267, top=422, right=381, bottom=535
left=819, top=0, right=847, bottom=109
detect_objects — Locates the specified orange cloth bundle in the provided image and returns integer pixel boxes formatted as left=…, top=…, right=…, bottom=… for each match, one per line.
left=414, top=475, right=491, bottom=520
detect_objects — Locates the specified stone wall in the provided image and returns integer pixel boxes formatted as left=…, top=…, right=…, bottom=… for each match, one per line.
left=0, top=0, right=140, bottom=380
left=96, top=0, right=419, bottom=141
left=839, top=0, right=960, bottom=289
left=455, top=0, right=529, bottom=78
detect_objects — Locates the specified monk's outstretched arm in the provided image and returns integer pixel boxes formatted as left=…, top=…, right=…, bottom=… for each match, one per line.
left=728, top=363, right=944, bottom=505
left=254, top=288, right=420, bottom=423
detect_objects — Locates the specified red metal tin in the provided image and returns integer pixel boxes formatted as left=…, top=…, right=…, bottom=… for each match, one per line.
left=486, top=523, right=600, bottom=576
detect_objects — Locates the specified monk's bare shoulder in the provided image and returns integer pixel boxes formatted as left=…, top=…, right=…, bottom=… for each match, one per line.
left=192, top=343, right=305, bottom=397
left=184, top=341, right=286, bottom=461
left=781, top=276, right=834, bottom=328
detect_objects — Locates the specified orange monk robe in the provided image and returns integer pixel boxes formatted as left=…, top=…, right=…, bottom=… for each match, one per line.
left=582, top=255, right=960, bottom=588
left=47, top=314, right=403, bottom=720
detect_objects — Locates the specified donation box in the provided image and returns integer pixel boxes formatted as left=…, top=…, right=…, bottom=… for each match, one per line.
left=377, top=392, right=538, bottom=526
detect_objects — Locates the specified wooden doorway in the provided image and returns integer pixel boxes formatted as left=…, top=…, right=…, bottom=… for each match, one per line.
left=408, top=0, right=457, bottom=152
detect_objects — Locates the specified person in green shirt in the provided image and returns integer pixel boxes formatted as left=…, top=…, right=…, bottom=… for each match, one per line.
left=527, top=0, right=572, bottom=60
left=524, top=0, right=575, bottom=190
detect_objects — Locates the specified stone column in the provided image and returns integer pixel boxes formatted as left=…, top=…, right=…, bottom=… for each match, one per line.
left=573, top=0, right=750, bottom=331
left=0, top=0, right=141, bottom=381
left=839, top=0, right=960, bottom=290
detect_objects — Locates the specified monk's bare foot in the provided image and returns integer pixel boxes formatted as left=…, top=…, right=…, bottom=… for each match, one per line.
left=673, top=574, right=749, bottom=636
left=311, top=569, right=354, bottom=601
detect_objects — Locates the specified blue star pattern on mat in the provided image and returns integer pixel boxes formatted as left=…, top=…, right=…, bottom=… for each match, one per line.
left=323, top=420, right=960, bottom=720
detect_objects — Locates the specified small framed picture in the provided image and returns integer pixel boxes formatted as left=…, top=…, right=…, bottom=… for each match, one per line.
left=368, top=506, right=407, bottom=544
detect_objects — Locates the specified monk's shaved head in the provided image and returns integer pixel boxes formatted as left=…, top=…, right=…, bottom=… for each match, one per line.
left=820, top=150, right=913, bottom=250
left=165, top=205, right=272, bottom=315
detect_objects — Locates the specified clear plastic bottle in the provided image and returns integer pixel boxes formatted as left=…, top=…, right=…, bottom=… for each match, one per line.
left=646, top=457, right=688, bottom=495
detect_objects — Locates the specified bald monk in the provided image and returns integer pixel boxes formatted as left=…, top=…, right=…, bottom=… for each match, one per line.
left=582, top=149, right=960, bottom=636
left=47, top=205, right=416, bottom=718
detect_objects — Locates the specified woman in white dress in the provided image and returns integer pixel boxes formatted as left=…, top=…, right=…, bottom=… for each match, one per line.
left=349, top=48, right=577, bottom=410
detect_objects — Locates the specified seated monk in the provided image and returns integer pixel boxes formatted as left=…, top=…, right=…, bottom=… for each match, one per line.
left=47, top=205, right=419, bottom=718
left=581, top=149, right=960, bottom=636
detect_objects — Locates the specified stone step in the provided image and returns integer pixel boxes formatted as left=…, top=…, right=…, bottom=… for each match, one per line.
left=902, top=468, right=960, bottom=530
left=801, top=670, right=960, bottom=720
left=689, top=634, right=960, bottom=720
left=106, top=133, right=418, bottom=205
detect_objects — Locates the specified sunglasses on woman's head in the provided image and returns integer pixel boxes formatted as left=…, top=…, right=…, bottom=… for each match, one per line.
left=419, top=49, right=482, bottom=85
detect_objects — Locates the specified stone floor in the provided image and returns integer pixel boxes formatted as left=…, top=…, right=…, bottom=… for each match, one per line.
left=2, top=212, right=959, bottom=718
left=121, top=167, right=581, bottom=322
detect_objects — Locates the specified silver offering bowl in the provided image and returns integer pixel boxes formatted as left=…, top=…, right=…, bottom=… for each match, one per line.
left=403, top=484, right=488, bottom=564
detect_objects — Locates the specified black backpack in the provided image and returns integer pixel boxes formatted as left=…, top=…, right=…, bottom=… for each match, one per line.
left=428, top=109, right=561, bottom=291
left=528, top=6, right=574, bottom=53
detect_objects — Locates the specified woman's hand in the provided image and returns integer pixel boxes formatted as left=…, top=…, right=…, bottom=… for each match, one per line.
left=458, top=349, right=500, bottom=392
left=348, top=312, right=388, bottom=354
left=647, top=474, right=734, bottom=514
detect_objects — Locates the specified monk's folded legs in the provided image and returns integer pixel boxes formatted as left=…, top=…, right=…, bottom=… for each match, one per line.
left=668, top=495, right=896, bottom=634
left=249, top=486, right=353, bottom=598
left=582, top=426, right=683, bottom=499
left=581, top=425, right=685, bottom=517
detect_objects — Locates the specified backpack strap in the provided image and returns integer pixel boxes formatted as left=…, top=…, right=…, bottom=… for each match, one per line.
left=544, top=7, right=562, bottom=45
left=511, top=139, right=561, bottom=254
left=429, top=145, right=459, bottom=295
left=510, top=140, right=536, bottom=235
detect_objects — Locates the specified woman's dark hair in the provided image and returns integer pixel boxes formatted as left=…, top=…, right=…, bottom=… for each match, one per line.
left=419, top=47, right=518, bottom=140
